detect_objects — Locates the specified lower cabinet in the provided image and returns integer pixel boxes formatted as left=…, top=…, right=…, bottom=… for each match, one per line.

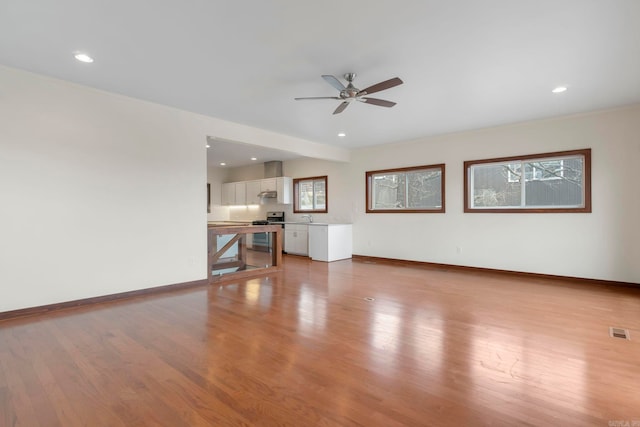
left=308, top=224, right=352, bottom=262
left=284, top=224, right=308, bottom=255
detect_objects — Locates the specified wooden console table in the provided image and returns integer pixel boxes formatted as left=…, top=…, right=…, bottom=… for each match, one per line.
left=207, top=224, right=283, bottom=283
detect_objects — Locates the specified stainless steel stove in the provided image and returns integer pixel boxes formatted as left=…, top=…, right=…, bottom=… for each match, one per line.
left=251, top=212, right=284, bottom=251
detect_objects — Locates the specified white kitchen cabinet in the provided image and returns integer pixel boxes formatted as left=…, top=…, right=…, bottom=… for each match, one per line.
left=234, top=182, right=246, bottom=205
left=308, top=224, right=352, bottom=262
left=261, top=178, right=277, bottom=192
left=222, top=183, right=235, bottom=205
left=277, top=177, right=292, bottom=204
left=222, top=182, right=246, bottom=205
left=284, top=223, right=308, bottom=255
left=245, top=180, right=261, bottom=205
left=222, top=177, right=293, bottom=205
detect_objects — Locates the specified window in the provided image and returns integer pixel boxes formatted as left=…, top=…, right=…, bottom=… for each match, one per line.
left=294, top=176, right=327, bottom=213
left=464, top=149, right=591, bottom=213
left=366, top=164, right=445, bottom=213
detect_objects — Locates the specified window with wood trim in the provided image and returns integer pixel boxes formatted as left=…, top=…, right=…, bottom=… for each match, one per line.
left=366, top=164, right=445, bottom=213
left=294, top=176, right=328, bottom=213
left=464, top=148, right=591, bottom=213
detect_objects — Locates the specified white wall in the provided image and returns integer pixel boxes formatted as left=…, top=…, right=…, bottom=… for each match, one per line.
left=0, top=66, right=207, bottom=312
left=347, top=106, right=640, bottom=283
left=224, top=163, right=265, bottom=182
left=0, top=65, right=347, bottom=312
left=281, top=158, right=353, bottom=224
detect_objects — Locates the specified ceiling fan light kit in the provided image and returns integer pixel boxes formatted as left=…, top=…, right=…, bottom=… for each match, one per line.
left=295, top=72, right=403, bottom=115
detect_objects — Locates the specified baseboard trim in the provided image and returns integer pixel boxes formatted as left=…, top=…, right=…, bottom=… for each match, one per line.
left=351, top=255, right=639, bottom=288
left=0, top=279, right=209, bottom=322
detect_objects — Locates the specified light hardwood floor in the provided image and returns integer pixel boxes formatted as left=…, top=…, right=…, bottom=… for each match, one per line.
left=1, top=255, right=640, bottom=426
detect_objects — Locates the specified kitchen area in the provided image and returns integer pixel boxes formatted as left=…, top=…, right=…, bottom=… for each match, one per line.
left=207, top=157, right=352, bottom=282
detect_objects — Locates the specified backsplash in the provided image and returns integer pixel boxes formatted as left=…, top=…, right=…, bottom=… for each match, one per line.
left=211, top=203, right=352, bottom=224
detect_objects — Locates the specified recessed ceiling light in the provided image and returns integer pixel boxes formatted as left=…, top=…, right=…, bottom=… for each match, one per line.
left=74, top=53, right=94, bottom=63
left=206, top=144, right=211, bottom=148
left=338, top=132, right=346, bottom=137
left=219, top=162, right=226, bottom=166
left=251, top=157, right=257, bottom=161
left=552, top=86, right=567, bottom=93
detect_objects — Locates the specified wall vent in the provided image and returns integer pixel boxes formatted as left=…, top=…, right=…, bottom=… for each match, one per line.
left=609, top=327, right=630, bottom=340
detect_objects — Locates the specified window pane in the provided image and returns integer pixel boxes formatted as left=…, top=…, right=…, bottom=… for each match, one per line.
left=293, top=176, right=328, bottom=213
left=472, top=163, right=521, bottom=207
left=524, top=157, right=583, bottom=207
left=367, top=164, right=445, bottom=213
left=373, top=173, right=406, bottom=209
left=407, top=170, right=442, bottom=208
left=465, top=149, right=590, bottom=212
left=299, top=181, right=314, bottom=210
left=313, top=180, right=326, bottom=209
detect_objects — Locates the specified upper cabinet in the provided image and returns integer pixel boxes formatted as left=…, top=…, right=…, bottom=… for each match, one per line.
left=221, top=177, right=293, bottom=205
left=235, top=182, right=246, bottom=205
left=246, top=180, right=261, bottom=205
left=277, top=177, right=292, bottom=204
left=222, top=182, right=247, bottom=205
left=261, top=178, right=277, bottom=193
left=222, top=182, right=235, bottom=205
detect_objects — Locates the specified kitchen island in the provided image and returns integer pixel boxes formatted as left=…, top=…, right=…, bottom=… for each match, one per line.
left=207, top=223, right=283, bottom=283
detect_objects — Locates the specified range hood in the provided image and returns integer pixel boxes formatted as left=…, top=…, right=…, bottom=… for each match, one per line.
left=263, top=161, right=283, bottom=178
left=258, top=190, right=277, bottom=199
left=258, top=161, right=283, bottom=203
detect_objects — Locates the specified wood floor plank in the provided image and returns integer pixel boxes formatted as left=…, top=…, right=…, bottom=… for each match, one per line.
left=1, top=255, right=640, bottom=426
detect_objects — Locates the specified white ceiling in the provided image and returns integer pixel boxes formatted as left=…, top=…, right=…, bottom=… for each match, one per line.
left=2, top=0, right=640, bottom=164
left=206, top=137, right=301, bottom=168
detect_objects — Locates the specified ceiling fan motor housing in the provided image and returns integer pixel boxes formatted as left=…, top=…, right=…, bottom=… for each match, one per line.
left=341, top=73, right=360, bottom=99
left=341, top=86, right=360, bottom=100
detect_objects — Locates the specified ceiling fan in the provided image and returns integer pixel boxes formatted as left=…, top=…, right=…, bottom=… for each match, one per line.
left=295, top=73, right=403, bottom=115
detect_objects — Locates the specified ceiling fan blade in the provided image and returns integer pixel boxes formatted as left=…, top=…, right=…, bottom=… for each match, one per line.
left=359, top=97, right=397, bottom=108
left=295, top=96, right=342, bottom=100
left=357, top=77, right=403, bottom=96
left=322, top=75, right=346, bottom=91
left=333, top=101, right=349, bottom=115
